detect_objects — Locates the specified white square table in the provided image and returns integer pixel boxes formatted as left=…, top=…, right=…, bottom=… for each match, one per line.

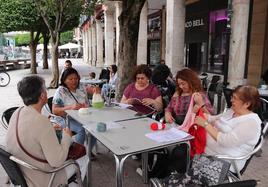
left=66, top=109, right=193, bottom=187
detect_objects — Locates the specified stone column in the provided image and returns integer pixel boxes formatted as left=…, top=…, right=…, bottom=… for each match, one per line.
left=161, top=6, right=166, bottom=61
left=87, top=27, right=92, bottom=65
left=82, top=31, right=87, bottom=63
left=228, top=0, right=250, bottom=88
left=115, top=1, right=122, bottom=65
left=165, top=0, right=185, bottom=76
left=137, top=1, right=148, bottom=65
left=96, top=19, right=104, bottom=67
left=104, top=9, right=115, bottom=66
left=91, top=22, right=97, bottom=66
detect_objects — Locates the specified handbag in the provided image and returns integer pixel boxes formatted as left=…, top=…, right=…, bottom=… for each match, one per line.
left=147, top=148, right=170, bottom=178
left=67, top=142, right=86, bottom=160
left=150, top=154, right=230, bottom=187
left=190, top=154, right=231, bottom=186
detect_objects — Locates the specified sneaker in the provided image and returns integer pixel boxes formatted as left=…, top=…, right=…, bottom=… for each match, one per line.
left=131, top=155, right=138, bottom=160
left=131, top=154, right=141, bottom=160
left=136, top=167, right=143, bottom=177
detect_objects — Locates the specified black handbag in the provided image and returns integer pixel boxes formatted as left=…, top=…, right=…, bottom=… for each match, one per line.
left=190, top=154, right=231, bottom=186
left=150, top=154, right=231, bottom=187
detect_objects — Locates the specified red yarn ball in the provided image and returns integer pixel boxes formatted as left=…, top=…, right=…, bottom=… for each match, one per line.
left=150, top=122, right=165, bottom=131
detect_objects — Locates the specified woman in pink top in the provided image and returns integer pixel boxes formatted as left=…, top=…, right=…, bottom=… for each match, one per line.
left=165, top=68, right=213, bottom=125
left=121, top=64, right=163, bottom=115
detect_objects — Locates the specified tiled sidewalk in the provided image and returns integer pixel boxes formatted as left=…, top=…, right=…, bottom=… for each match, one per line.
left=0, top=59, right=267, bottom=186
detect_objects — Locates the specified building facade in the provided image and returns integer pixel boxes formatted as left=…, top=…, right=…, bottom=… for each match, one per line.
left=81, top=0, right=268, bottom=88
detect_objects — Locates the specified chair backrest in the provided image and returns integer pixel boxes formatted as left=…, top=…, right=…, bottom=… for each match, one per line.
left=1, top=106, right=19, bottom=129
left=237, top=121, right=268, bottom=176
left=256, top=97, right=268, bottom=121
left=207, top=75, right=221, bottom=92
left=223, top=88, right=233, bottom=109
left=47, top=97, right=53, bottom=113
left=0, top=147, right=28, bottom=187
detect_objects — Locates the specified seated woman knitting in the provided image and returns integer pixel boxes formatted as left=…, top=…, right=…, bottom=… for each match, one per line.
left=121, top=64, right=163, bottom=116
left=165, top=68, right=213, bottom=126
left=194, top=85, right=262, bottom=173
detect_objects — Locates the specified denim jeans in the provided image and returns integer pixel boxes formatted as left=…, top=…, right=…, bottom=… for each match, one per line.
left=51, top=116, right=96, bottom=150
left=69, top=119, right=97, bottom=151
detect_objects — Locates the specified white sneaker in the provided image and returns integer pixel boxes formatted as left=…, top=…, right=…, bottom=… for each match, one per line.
left=136, top=167, right=143, bottom=177
left=131, top=155, right=138, bottom=160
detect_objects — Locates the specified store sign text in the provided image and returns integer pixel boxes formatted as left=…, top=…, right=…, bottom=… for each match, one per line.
left=185, top=19, right=204, bottom=28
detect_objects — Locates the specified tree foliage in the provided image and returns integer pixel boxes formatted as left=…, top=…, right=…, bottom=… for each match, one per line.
left=0, top=0, right=42, bottom=33
left=14, top=33, right=31, bottom=46
left=60, top=30, right=74, bottom=44
left=84, top=0, right=104, bottom=16
left=33, top=0, right=84, bottom=87
left=0, top=0, right=48, bottom=74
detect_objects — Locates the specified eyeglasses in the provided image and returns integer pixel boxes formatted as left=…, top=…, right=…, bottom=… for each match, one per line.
left=136, top=76, right=146, bottom=80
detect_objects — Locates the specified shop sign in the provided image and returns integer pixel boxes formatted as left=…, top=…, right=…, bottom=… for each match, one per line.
left=185, top=14, right=208, bottom=43
left=185, top=18, right=205, bottom=28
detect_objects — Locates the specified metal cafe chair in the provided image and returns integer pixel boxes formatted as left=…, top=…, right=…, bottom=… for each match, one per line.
left=1, top=106, right=19, bottom=130
left=0, top=146, right=82, bottom=187
left=215, top=121, right=268, bottom=181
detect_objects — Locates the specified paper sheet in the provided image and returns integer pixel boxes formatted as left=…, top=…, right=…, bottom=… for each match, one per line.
left=106, top=121, right=122, bottom=130
left=145, top=127, right=190, bottom=143
left=112, top=102, right=132, bottom=109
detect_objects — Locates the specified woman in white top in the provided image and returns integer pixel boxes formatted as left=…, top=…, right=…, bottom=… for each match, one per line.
left=101, top=64, right=118, bottom=98
left=195, top=85, right=262, bottom=172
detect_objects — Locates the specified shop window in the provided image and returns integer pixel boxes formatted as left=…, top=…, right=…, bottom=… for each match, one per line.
left=148, top=40, right=160, bottom=66
left=207, top=9, right=227, bottom=74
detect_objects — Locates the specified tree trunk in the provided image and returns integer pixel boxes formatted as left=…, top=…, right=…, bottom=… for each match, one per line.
left=49, top=33, right=60, bottom=88
left=42, top=32, right=50, bottom=69
left=29, top=31, right=40, bottom=74
left=116, top=0, right=146, bottom=101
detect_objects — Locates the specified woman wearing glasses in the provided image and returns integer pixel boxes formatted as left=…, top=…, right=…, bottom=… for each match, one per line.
left=194, top=85, right=262, bottom=172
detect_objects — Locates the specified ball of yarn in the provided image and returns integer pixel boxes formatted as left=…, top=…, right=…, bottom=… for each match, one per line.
left=150, top=122, right=165, bottom=131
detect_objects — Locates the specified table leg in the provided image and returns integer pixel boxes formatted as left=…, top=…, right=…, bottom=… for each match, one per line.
left=87, top=132, right=92, bottom=187
left=141, top=152, right=148, bottom=183
left=185, top=142, right=191, bottom=172
left=66, top=115, right=70, bottom=128
left=114, top=154, right=130, bottom=187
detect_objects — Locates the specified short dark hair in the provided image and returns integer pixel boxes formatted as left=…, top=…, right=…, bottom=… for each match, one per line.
left=152, top=64, right=170, bottom=85
left=89, top=72, right=96, bottom=79
left=65, top=60, right=72, bottom=66
left=233, top=85, right=260, bottom=111
left=132, top=64, right=152, bottom=81
left=17, top=76, right=45, bottom=106
left=60, top=68, right=80, bottom=89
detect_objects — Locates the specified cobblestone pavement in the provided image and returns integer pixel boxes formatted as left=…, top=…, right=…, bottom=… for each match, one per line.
left=0, top=59, right=267, bottom=187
